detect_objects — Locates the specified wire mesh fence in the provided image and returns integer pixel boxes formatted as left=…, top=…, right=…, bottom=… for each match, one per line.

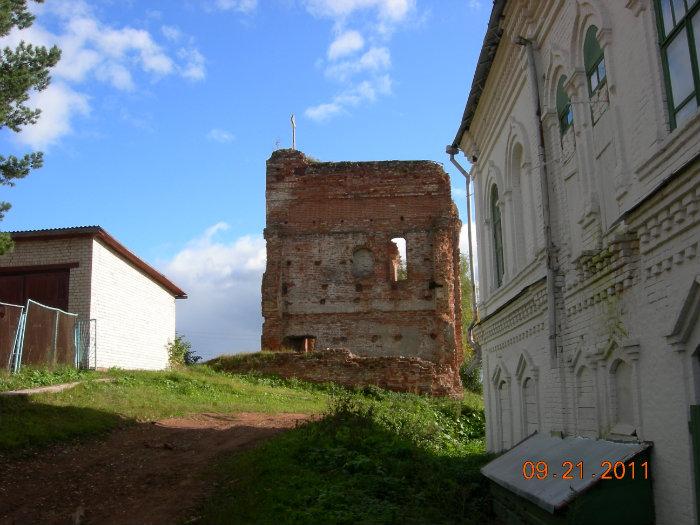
left=4, top=300, right=97, bottom=373
left=76, top=318, right=97, bottom=369
left=0, top=302, right=24, bottom=372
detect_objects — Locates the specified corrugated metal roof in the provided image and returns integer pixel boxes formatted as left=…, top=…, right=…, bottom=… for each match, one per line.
left=8, top=226, right=102, bottom=235
left=481, top=433, right=651, bottom=513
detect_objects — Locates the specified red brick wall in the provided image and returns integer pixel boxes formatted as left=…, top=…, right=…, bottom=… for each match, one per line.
left=261, top=149, right=463, bottom=395
left=230, top=349, right=464, bottom=398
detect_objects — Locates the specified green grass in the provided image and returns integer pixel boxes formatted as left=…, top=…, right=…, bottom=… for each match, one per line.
left=196, top=386, right=492, bottom=525
left=208, top=351, right=283, bottom=370
left=0, top=366, right=333, bottom=452
left=0, top=366, right=103, bottom=392
left=0, top=365, right=492, bottom=523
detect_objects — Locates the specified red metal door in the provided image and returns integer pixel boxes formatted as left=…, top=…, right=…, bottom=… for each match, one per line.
left=0, top=270, right=70, bottom=310
left=25, top=271, right=69, bottom=310
left=0, top=275, right=24, bottom=306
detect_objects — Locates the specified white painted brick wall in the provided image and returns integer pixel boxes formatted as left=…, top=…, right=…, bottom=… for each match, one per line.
left=90, top=239, right=175, bottom=370
left=460, top=1, right=700, bottom=523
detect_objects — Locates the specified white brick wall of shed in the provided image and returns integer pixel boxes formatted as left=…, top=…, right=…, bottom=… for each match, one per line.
left=89, top=239, right=176, bottom=370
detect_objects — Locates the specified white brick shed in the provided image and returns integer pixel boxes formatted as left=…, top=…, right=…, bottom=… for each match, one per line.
left=0, top=227, right=187, bottom=370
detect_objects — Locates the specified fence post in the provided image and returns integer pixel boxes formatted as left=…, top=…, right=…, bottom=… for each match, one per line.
left=74, top=320, right=80, bottom=369
left=52, top=310, right=59, bottom=367
left=12, top=309, right=27, bottom=373
left=7, top=307, right=24, bottom=372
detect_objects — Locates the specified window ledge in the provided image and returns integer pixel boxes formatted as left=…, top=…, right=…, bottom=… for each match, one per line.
left=636, top=109, right=700, bottom=183
left=607, top=423, right=638, bottom=441
left=480, top=254, right=548, bottom=316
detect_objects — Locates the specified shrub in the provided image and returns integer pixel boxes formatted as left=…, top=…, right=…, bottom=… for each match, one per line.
left=167, top=334, right=201, bottom=368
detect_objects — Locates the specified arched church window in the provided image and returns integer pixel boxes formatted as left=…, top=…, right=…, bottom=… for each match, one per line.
left=491, top=185, right=504, bottom=288
left=498, top=380, right=512, bottom=450
left=556, top=75, right=573, bottom=133
left=522, top=377, right=538, bottom=436
left=611, top=359, right=636, bottom=435
left=584, top=25, right=607, bottom=95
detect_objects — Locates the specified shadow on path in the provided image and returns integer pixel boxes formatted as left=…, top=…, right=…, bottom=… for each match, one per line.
left=0, top=397, right=311, bottom=525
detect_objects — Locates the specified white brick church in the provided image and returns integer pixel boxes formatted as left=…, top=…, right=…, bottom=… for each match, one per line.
left=450, top=0, right=700, bottom=522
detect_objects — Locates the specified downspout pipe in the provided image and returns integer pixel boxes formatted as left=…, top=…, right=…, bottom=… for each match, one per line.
left=446, top=145, right=482, bottom=369
left=515, top=37, right=559, bottom=367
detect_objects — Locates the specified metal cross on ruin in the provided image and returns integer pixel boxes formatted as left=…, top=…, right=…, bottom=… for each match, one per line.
left=291, top=114, right=296, bottom=150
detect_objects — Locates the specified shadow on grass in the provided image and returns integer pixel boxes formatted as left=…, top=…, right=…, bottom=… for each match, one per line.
left=196, top=408, right=494, bottom=525
left=0, top=395, right=126, bottom=453
left=0, top=399, right=305, bottom=525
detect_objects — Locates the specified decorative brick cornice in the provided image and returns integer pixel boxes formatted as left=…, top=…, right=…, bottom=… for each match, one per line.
left=625, top=0, right=647, bottom=17
left=637, top=185, right=700, bottom=254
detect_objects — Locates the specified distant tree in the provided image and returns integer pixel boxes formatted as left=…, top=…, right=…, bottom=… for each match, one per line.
left=396, top=255, right=407, bottom=280
left=0, top=0, right=61, bottom=253
left=459, top=253, right=481, bottom=392
left=459, top=253, right=473, bottom=335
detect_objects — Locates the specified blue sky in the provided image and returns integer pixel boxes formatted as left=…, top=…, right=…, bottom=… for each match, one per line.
left=1, top=0, right=487, bottom=359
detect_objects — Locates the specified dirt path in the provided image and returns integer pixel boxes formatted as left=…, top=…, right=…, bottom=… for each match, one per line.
left=0, top=412, right=312, bottom=525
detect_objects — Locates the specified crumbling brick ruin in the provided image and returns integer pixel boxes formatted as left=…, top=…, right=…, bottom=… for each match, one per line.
left=260, top=149, right=463, bottom=397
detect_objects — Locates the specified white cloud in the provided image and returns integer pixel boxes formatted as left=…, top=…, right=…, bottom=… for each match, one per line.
left=179, top=48, right=206, bottom=80
left=304, top=0, right=414, bottom=22
left=96, top=62, right=135, bottom=91
left=325, top=46, right=390, bottom=81
left=305, top=74, right=391, bottom=122
left=211, top=0, right=258, bottom=13
left=304, top=0, right=415, bottom=121
left=0, top=0, right=206, bottom=148
left=207, top=128, right=236, bottom=143
left=305, top=102, right=344, bottom=122
left=161, top=25, right=182, bottom=42
left=18, top=82, right=90, bottom=149
left=36, top=0, right=92, bottom=19
left=327, top=30, right=364, bottom=60
left=160, top=224, right=266, bottom=359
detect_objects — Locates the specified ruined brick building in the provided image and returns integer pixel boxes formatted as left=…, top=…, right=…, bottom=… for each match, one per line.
left=259, top=149, right=463, bottom=396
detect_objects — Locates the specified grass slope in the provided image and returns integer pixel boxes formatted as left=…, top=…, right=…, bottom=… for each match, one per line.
left=0, top=367, right=331, bottom=451
left=0, top=367, right=103, bottom=392
left=197, top=387, right=491, bottom=525
left=0, top=366, right=491, bottom=523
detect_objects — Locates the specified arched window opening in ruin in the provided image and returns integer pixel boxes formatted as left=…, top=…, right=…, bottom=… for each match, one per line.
left=389, top=237, right=408, bottom=281
left=611, top=359, right=636, bottom=435
left=352, top=248, right=374, bottom=278
left=490, top=186, right=504, bottom=288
